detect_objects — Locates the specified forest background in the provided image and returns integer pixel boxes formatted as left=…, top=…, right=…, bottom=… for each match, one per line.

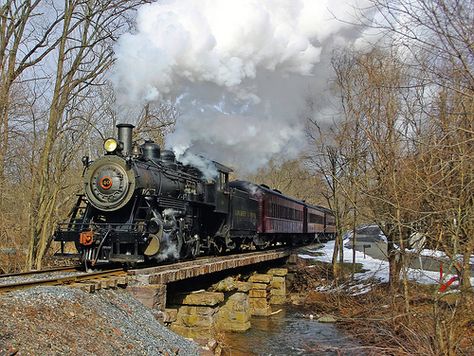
left=0, top=2, right=472, bottom=349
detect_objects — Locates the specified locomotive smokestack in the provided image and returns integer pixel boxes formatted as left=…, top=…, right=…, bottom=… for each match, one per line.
left=117, top=123, right=134, bottom=156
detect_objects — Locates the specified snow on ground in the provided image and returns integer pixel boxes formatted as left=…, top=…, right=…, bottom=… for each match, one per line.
left=299, top=240, right=474, bottom=290
left=416, top=248, right=474, bottom=265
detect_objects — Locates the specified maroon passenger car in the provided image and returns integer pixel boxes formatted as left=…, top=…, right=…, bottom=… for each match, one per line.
left=229, top=181, right=335, bottom=247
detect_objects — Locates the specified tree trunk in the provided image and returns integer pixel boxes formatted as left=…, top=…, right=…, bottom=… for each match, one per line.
left=387, top=235, right=401, bottom=291
left=460, top=248, right=472, bottom=295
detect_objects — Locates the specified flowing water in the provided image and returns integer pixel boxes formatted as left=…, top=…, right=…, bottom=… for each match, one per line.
left=221, top=305, right=363, bottom=355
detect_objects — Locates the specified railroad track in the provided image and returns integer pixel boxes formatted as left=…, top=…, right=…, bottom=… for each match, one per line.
left=0, top=268, right=127, bottom=294
left=0, top=246, right=294, bottom=294
left=0, top=264, right=83, bottom=279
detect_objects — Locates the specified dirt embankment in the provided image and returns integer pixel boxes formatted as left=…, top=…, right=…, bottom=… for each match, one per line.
left=0, top=287, right=200, bottom=356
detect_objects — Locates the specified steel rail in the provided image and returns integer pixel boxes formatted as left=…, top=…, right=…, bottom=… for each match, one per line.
left=0, top=265, right=83, bottom=279
left=0, top=268, right=125, bottom=293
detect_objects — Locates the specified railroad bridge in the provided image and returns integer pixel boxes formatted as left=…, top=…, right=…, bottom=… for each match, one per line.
left=0, top=247, right=305, bottom=337
left=125, top=247, right=298, bottom=328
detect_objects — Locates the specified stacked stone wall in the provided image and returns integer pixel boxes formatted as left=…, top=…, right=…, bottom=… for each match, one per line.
left=132, top=267, right=289, bottom=340
left=170, top=291, right=224, bottom=338
left=267, top=268, right=288, bottom=305
left=248, top=274, right=272, bottom=316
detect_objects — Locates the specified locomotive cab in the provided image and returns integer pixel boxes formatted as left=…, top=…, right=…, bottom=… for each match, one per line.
left=214, top=163, right=231, bottom=213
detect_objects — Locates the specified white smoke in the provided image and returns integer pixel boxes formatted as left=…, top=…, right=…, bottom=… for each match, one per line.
left=114, top=0, right=369, bottom=172
left=175, top=149, right=218, bottom=181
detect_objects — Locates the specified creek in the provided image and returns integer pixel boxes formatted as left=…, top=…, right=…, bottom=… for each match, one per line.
left=221, top=304, right=362, bottom=355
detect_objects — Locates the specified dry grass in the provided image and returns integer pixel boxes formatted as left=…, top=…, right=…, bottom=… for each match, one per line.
left=293, top=262, right=474, bottom=355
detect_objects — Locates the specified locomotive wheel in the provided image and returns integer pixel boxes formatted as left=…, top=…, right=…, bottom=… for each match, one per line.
left=213, top=237, right=226, bottom=255
left=231, top=241, right=242, bottom=253
left=184, top=238, right=200, bottom=259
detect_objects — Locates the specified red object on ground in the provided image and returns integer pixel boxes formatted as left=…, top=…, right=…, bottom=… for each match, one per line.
left=439, top=263, right=459, bottom=292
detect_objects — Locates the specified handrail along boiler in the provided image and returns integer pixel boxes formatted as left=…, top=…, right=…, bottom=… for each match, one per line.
left=54, top=124, right=335, bottom=265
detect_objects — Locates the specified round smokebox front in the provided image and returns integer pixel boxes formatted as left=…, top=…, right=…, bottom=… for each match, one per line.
left=84, top=156, right=135, bottom=211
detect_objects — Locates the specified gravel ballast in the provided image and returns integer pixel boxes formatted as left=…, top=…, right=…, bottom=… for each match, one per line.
left=0, top=287, right=199, bottom=355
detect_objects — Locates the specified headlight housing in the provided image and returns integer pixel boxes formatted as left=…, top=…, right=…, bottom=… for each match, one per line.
left=104, top=138, right=118, bottom=153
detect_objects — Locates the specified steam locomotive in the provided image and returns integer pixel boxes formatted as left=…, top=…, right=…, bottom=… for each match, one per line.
left=54, top=124, right=335, bottom=265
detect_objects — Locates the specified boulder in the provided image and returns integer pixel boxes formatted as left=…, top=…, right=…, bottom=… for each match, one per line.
left=235, top=281, right=252, bottom=292
left=216, top=293, right=251, bottom=332
left=270, top=276, right=286, bottom=289
left=211, top=277, right=237, bottom=292
left=318, top=315, right=337, bottom=323
left=248, top=274, right=272, bottom=284
left=267, top=268, right=288, bottom=276
left=178, top=291, right=224, bottom=306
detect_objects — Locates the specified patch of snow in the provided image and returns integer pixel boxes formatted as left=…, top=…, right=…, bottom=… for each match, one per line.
left=298, top=254, right=319, bottom=260
left=309, top=240, right=474, bottom=288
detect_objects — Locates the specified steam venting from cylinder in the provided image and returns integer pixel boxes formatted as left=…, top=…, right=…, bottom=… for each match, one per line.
left=117, top=123, right=134, bottom=156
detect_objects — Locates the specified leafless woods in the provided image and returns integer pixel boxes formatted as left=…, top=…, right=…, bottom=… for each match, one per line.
left=0, top=0, right=176, bottom=271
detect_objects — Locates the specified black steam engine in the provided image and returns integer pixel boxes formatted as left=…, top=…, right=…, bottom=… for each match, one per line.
left=54, top=124, right=335, bottom=266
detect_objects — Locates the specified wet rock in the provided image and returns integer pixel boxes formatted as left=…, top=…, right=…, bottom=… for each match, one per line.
left=318, top=315, right=337, bottom=323
left=179, top=291, right=224, bottom=306
left=249, top=297, right=272, bottom=316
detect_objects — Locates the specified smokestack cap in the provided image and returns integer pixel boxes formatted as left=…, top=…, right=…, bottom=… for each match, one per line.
left=117, top=123, right=135, bottom=129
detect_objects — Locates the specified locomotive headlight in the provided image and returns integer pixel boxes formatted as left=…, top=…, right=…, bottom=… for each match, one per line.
left=104, top=138, right=118, bottom=153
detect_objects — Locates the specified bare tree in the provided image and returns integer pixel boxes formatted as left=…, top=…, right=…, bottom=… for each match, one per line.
left=0, top=1, right=66, bottom=180
left=307, top=118, right=351, bottom=281
left=243, top=157, right=325, bottom=205
left=26, top=0, right=150, bottom=269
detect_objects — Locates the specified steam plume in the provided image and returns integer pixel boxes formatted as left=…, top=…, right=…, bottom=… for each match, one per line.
left=114, top=0, right=368, bottom=172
